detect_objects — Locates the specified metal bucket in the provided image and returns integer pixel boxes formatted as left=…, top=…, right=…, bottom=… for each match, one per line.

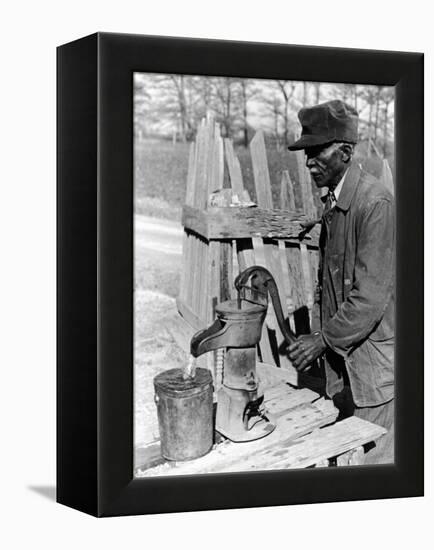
left=153, top=367, right=214, bottom=461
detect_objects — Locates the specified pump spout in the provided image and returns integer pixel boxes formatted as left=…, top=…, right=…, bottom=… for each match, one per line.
left=190, top=319, right=229, bottom=358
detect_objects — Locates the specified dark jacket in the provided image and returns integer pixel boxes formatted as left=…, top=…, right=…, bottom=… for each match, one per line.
left=319, top=161, right=395, bottom=407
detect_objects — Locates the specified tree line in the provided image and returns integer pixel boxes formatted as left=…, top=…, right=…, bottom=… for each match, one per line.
left=134, top=74, right=394, bottom=158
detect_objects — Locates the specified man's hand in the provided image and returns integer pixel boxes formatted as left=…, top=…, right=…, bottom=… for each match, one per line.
left=287, top=332, right=327, bottom=372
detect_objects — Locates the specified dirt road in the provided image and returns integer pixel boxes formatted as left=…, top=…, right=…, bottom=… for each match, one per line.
left=135, top=214, right=182, bottom=256
left=134, top=214, right=188, bottom=451
left=134, top=214, right=182, bottom=298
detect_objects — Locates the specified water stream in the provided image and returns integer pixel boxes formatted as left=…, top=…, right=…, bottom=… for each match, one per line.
left=183, top=355, right=197, bottom=380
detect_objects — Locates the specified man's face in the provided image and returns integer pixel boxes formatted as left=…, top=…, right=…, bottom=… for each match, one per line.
left=304, top=142, right=347, bottom=189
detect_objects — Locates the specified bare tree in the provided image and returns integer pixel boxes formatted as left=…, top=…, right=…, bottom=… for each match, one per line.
left=357, top=85, right=379, bottom=141
left=302, top=82, right=308, bottom=107
left=142, top=74, right=197, bottom=142
left=169, top=75, right=194, bottom=142
left=237, top=79, right=259, bottom=147
left=381, top=88, right=394, bottom=157
left=213, top=77, right=241, bottom=139
left=133, top=75, right=152, bottom=139
left=133, top=75, right=394, bottom=158
left=274, top=80, right=297, bottom=146
left=353, top=84, right=358, bottom=111
left=373, top=86, right=384, bottom=143
left=189, top=76, right=214, bottom=125
left=313, top=82, right=321, bottom=104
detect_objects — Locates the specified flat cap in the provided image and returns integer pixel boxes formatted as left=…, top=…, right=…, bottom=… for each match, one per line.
left=288, top=99, right=358, bottom=151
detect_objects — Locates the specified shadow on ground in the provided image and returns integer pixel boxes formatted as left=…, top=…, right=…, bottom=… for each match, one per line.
left=28, top=485, right=56, bottom=502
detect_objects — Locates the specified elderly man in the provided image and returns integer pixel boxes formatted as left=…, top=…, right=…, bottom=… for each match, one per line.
left=287, top=99, right=395, bottom=464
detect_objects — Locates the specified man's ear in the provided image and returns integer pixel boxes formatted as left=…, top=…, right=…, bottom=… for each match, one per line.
left=340, top=143, right=354, bottom=163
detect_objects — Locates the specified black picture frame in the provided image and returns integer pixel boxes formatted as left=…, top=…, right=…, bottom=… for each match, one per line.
left=57, top=32, right=424, bottom=517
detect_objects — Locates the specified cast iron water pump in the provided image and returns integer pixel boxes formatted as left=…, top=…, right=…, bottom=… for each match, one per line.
left=190, top=266, right=298, bottom=442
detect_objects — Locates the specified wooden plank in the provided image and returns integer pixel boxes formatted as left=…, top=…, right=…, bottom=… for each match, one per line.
left=179, top=233, right=186, bottom=303
left=300, top=243, right=314, bottom=310
left=336, top=445, right=365, bottom=466
left=135, top=441, right=164, bottom=471
left=176, top=296, right=207, bottom=331
left=199, top=237, right=209, bottom=322
left=181, top=205, right=318, bottom=243
left=205, top=118, right=216, bottom=206
left=308, top=248, right=319, bottom=289
left=196, top=236, right=204, bottom=319
left=280, top=170, right=296, bottom=211
left=227, top=240, right=234, bottom=299
left=192, top=120, right=212, bottom=322
left=236, top=239, right=255, bottom=272
left=224, top=139, right=244, bottom=199
left=294, top=149, right=307, bottom=210
left=196, top=122, right=212, bottom=320
left=308, top=247, right=319, bottom=309
left=250, top=130, right=273, bottom=208
left=194, top=121, right=207, bottom=209
left=258, top=417, right=386, bottom=471
left=207, top=124, right=224, bottom=324
left=381, top=158, right=394, bottom=196
left=223, top=137, right=254, bottom=301
left=219, top=241, right=233, bottom=302
left=263, top=383, right=298, bottom=401
left=189, top=235, right=199, bottom=315
left=138, top=415, right=385, bottom=476
left=186, top=234, right=196, bottom=311
left=293, top=149, right=317, bottom=218
left=257, top=360, right=297, bottom=387
left=181, top=139, right=198, bottom=305
left=185, top=126, right=202, bottom=312
left=251, top=237, right=276, bottom=364
left=278, top=240, right=294, bottom=315
left=207, top=241, right=220, bottom=323
left=136, top=397, right=340, bottom=477
left=185, top=141, right=197, bottom=207
left=258, top=324, right=275, bottom=365
left=285, top=243, right=305, bottom=312
left=308, top=247, right=320, bottom=329
left=264, top=386, right=320, bottom=414
left=213, top=125, right=224, bottom=191
left=230, top=240, right=239, bottom=299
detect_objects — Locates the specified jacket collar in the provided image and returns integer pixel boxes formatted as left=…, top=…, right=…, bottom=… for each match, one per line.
left=334, top=161, right=361, bottom=212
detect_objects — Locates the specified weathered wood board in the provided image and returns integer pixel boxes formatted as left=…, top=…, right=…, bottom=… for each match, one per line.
left=135, top=380, right=339, bottom=476
left=181, top=204, right=319, bottom=243
left=280, top=170, right=297, bottom=212
left=381, top=158, right=394, bottom=196
left=136, top=413, right=386, bottom=477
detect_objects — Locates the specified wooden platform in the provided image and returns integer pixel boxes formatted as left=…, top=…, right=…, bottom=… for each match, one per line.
left=135, top=379, right=387, bottom=477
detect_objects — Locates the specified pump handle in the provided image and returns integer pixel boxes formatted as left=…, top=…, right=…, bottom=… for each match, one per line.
left=234, top=266, right=297, bottom=346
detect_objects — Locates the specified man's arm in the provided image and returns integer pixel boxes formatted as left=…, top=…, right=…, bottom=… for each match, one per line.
left=322, top=197, right=395, bottom=357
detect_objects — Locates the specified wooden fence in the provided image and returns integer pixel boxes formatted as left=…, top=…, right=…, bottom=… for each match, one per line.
left=176, top=117, right=321, bottom=379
